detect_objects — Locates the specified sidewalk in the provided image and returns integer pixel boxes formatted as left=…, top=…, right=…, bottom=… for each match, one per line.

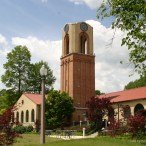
left=49, top=132, right=98, bottom=140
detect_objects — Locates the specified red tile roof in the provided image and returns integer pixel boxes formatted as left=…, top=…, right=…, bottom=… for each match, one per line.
left=24, top=93, right=42, bottom=105
left=98, top=86, right=146, bottom=103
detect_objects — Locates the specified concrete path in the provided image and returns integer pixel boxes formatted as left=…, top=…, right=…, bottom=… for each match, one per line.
left=49, top=132, right=98, bottom=140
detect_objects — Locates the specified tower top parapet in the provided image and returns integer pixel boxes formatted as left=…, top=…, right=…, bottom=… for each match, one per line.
left=62, top=22, right=93, bottom=57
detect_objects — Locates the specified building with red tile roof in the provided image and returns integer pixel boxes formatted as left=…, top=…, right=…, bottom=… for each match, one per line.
left=98, top=86, right=146, bottom=120
left=98, top=86, right=146, bottom=103
left=14, top=93, right=41, bottom=127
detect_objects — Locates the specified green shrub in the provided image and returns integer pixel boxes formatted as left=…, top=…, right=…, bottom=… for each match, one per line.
left=26, top=125, right=33, bottom=132
left=13, top=125, right=33, bottom=134
left=13, top=125, right=26, bottom=134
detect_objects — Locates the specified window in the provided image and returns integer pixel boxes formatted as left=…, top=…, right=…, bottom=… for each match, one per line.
left=31, top=109, right=35, bottom=122
left=134, top=103, right=144, bottom=115
left=26, top=110, right=29, bottom=122
left=22, top=100, right=24, bottom=104
left=21, top=111, right=24, bottom=123
left=80, top=33, right=88, bottom=54
left=16, top=112, right=19, bottom=122
left=64, top=34, right=69, bottom=55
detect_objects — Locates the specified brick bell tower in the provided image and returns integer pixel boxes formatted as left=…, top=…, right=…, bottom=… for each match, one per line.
left=60, top=22, right=95, bottom=121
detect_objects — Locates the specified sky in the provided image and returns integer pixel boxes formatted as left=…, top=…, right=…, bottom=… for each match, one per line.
left=0, top=0, right=139, bottom=93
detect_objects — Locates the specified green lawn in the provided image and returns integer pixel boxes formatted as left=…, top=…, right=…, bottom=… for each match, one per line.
left=14, top=134, right=146, bottom=146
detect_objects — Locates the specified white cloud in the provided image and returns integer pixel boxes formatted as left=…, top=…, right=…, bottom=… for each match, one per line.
left=69, top=0, right=103, bottom=9
left=1, top=20, right=139, bottom=93
left=0, top=34, right=9, bottom=89
left=0, top=34, right=8, bottom=51
left=86, top=20, right=138, bottom=92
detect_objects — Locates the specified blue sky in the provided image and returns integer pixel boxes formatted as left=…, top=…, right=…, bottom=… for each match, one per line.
left=0, top=0, right=109, bottom=41
left=0, top=0, right=139, bottom=93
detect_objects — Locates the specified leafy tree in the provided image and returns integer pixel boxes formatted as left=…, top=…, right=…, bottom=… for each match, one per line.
left=27, top=61, right=56, bottom=93
left=97, top=0, right=146, bottom=75
left=124, top=74, right=146, bottom=89
left=45, top=90, right=74, bottom=129
left=86, top=96, right=113, bottom=131
left=0, top=89, right=20, bottom=114
left=1, top=45, right=31, bottom=94
left=95, top=90, right=104, bottom=95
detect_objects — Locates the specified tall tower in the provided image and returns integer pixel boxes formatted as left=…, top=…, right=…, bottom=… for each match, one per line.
left=60, top=22, right=95, bottom=121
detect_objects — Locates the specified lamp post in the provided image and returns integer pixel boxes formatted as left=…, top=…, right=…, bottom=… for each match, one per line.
left=40, top=65, right=47, bottom=144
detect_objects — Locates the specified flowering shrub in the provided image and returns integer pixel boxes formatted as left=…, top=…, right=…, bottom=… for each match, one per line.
left=128, top=114, right=146, bottom=138
left=0, top=107, right=19, bottom=145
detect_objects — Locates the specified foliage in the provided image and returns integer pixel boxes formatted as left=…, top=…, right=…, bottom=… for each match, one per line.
left=0, top=89, right=20, bottom=114
left=0, top=107, right=19, bottom=145
left=45, top=90, right=74, bottom=129
left=27, top=61, right=56, bottom=93
left=1, top=45, right=31, bottom=94
left=1, top=46, right=56, bottom=95
left=1, top=46, right=56, bottom=111
left=86, top=96, right=113, bottom=131
left=13, top=125, right=33, bottom=134
left=128, top=114, right=146, bottom=138
left=124, top=74, right=146, bottom=89
left=97, top=0, right=146, bottom=75
left=95, top=90, right=104, bottom=95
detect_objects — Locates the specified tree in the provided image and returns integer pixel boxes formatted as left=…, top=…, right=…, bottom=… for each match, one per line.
left=45, top=90, right=74, bottom=129
left=124, top=74, right=146, bottom=89
left=95, top=90, right=104, bottom=95
left=0, top=89, right=20, bottom=114
left=97, top=0, right=146, bottom=75
left=27, top=61, right=56, bottom=93
left=86, top=96, right=113, bottom=131
left=1, top=45, right=31, bottom=94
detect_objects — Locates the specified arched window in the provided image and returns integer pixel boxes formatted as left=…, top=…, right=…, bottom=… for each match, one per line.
left=64, top=34, right=69, bottom=55
left=21, top=111, right=24, bottom=123
left=11, top=112, right=14, bottom=123
left=134, top=103, right=144, bottom=115
left=16, top=112, right=19, bottom=122
left=123, top=105, right=131, bottom=119
left=31, top=109, right=35, bottom=122
left=26, top=110, right=29, bottom=122
left=80, top=33, right=89, bottom=54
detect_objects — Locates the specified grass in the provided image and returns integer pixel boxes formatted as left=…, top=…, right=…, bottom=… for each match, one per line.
left=14, top=134, right=146, bottom=146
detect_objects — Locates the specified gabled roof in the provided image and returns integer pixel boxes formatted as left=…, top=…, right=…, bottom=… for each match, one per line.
left=24, top=93, right=42, bottom=105
left=98, top=86, right=146, bottom=103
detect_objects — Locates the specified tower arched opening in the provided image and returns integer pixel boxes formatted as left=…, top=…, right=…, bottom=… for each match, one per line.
left=80, top=33, right=89, bottom=54
left=64, top=34, right=69, bottom=55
